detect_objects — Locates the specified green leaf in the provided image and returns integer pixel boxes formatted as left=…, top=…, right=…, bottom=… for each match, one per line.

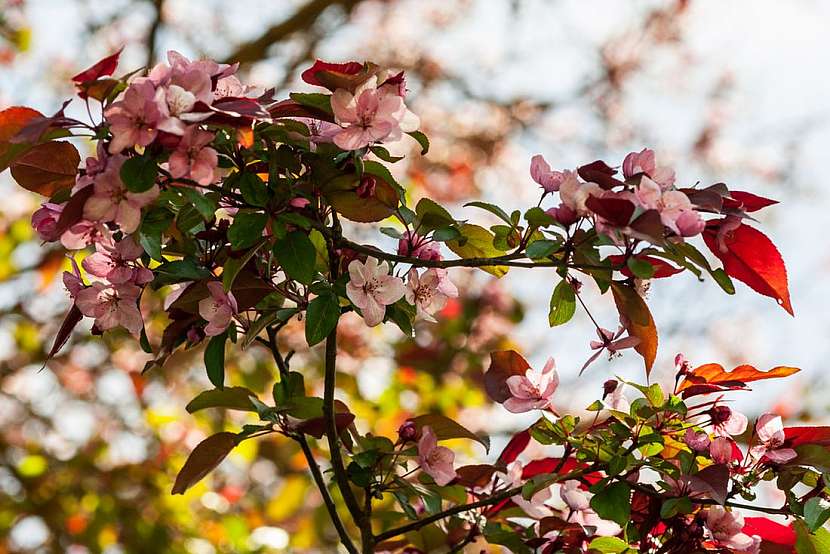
left=237, top=172, right=270, bottom=207
left=180, top=187, right=217, bottom=220
left=407, top=130, right=430, bottom=155
left=152, top=258, right=212, bottom=287
left=525, top=206, right=556, bottom=228
left=369, top=146, right=404, bottom=163
left=409, top=414, right=490, bottom=452
left=548, top=279, right=576, bottom=327
left=139, top=207, right=173, bottom=261
left=120, top=154, right=158, bottom=192
left=273, top=230, right=316, bottom=285
left=228, top=212, right=267, bottom=250
left=446, top=224, right=508, bottom=278
left=464, top=201, right=514, bottom=226
left=805, top=497, right=830, bottom=532
left=186, top=387, right=258, bottom=413
left=171, top=432, right=238, bottom=494
left=204, top=332, right=227, bottom=389
left=627, top=256, right=655, bottom=279
left=223, top=238, right=267, bottom=292
left=644, top=383, right=665, bottom=407
left=526, top=239, right=560, bottom=259
left=659, top=496, right=692, bottom=519
left=796, top=520, right=830, bottom=554
left=289, top=92, right=333, bottom=115
left=305, top=293, right=340, bottom=346
left=362, top=160, right=405, bottom=199
left=590, top=482, right=631, bottom=526
left=588, top=537, right=632, bottom=553
left=415, top=197, right=455, bottom=233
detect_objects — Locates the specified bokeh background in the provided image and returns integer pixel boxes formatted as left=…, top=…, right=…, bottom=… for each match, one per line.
left=1, top=0, right=828, bottom=552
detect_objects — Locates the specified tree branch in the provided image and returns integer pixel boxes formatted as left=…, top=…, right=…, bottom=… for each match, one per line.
left=223, top=0, right=363, bottom=65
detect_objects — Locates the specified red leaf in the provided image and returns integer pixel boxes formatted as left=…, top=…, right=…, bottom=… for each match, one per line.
left=743, top=517, right=796, bottom=546
left=607, top=255, right=683, bottom=279
left=724, top=190, right=779, bottom=213
left=268, top=99, right=334, bottom=122
left=498, top=429, right=531, bottom=465
left=46, top=304, right=82, bottom=360
left=678, top=363, right=799, bottom=396
left=703, top=221, right=793, bottom=315
left=0, top=106, right=44, bottom=170
left=611, top=282, right=658, bottom=374
left=10, top=141, right=80, bottom=196
left=484, top=350, right=530, bottom=404
left=72, top=48, right=123, bottom=84
left=521, top=458, right=601, bottom=484
left=585, top=196, right=635, bottom=226
left=171, top=432, right=238, bottom=494
left=296, top=412, right=355, bottom=439
left=577, top=160, right=623, bottom=190
left=784, top=427, right=830, bottom=447
left=301, top=59, right=366, bottom=91
left=454, top=464, right=497, bottom=488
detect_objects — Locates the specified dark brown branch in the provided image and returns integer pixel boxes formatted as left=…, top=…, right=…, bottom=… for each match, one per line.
left=223, top=0, right=363, bottom=65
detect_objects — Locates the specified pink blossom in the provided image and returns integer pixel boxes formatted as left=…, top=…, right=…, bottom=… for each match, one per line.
left=582, top=326, right=640, bottom=373
left=560, top=480, right=621, bottom=537
left=705, top=506, right=759, bottom=553
left=750, top=414, right=797, bottom=464
left=397, top=232, right=442, bottom=261
left=622, top=148, right=676, bottom=187
left=60, top=219, right=104, bottom=250
left=31, top=202, right=63, bottom=242
left=83, top=156, right=159, bottom=233
left=345, top=257, right=406, bottom=327
left=558, top=170, right=602, bottom=216
left=75, top=281, right=144, bottom=334
left=545, top=203, right=579, bottom=227
left=168, top=127, right=218, bottom=185
left=198, top=281, right=238, bottom=337
left=503, top=357, right=558, bottom=413
left=330, top=77, right=419, bottom=150
left=560, top=480, right=591, bottom=511
left=633, top=177, right=702, bottom=236
left=684, top=428, right=711, bottom=452
left=603, top=380, right=630, bottom=414
left=82, top=236, right=153, bottom=285
left=404, top=268, right=458, bottom=322
left=105, top=79, right=161, bottom=154
left=417, top=425, right=456, bottom=486
left=710, top=436, right=737, bottom=464
left=710, top=406, right=748, bottom=437
left=507, top=462, right=552, bottom=518
left=530, top=154, right=567, bottom=193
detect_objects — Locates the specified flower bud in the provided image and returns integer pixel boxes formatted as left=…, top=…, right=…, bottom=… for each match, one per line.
left=398, top=420, right=418, bottom=442
left=356, top=175, right=377, bottom=198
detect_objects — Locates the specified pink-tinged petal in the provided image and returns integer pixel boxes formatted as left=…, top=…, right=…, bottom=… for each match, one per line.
left=360, top=296, right=385, bottom=327
left=373, top=275, right=406, bottom=305
left=331, top=89, right=358, bottom=124
left=107, top=266, right=135, bottom=284
left=764, top=448, right=797, bottom=464
left=126, top=185, right=160, bottom=208
left=75, top=286, right=102, bottom=317
left=755, top=413, right=784, bottom=445
left=115, top=203, right=142, bottom=233
left=347, top=259, right=368, bottom=286
left=346, top=282, right=369, bottom=310
left=724, top=411, right=748, bottom=436
left=118, top=304, right=144, bottom=334
left=198, top=296, right=219, bottom=322
left=83, top=195, right=117, bottom=222
left=334, top=126, right=371, bottom=150
left=418, top=426, right=438, bottom=454
left=505, top=375, right=532, bottom=401
left=710, top=437, right=735, bottom=464
left=82, top=252, right=115, bottom=277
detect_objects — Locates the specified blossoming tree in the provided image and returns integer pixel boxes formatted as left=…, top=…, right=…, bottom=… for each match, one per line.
left=2, top=49, right=829, bottom=553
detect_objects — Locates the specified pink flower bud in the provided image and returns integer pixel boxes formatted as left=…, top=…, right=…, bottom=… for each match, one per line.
left=398, top=421, right=418, bottom=442
left=356, top=175, right=377, bottom=198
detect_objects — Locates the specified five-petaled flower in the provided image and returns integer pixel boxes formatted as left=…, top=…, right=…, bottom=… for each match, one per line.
left=749, top=413, right=797, bottom=463
left=75, top=281, right=144, bottom=334
left=346, top=257, right=406, bottom=327
left=198, top=281, right=238, bottom=337
left=404, top=268, right=458, bottom=322
left=705, top=506, right=760, bottom=553
left=417, top=425, right=456, bottom=486
left=83, top=156, right=159, bottom=234
left=503, top=357, right=559, bottom=413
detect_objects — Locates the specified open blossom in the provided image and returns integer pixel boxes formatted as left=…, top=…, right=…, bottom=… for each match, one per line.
left=198, top=281, right=238, bottom=337
left=622, top=148, right=675, bottom=188
left=397, top=231, right=441, bottom=261
left=582, top=326, right=640, bottom=373
left=75, top=281, right=143, bottom=334
left=709, top=406, right=748, bottom=437
left=346, top=257, right=406, bottom=327
left=560, top=480, right=621, bottom=537
left=710, top=436, right=738, bottom=464
left=31, top=202, right=63, bottom=242
left=530, top=154, right=567, bottom=193
left=705, top=506, right=760, bottom=553
left=330, top=76, right=419, bottom=150
left=417, top=426, right=456, bottom=486
left=404, top=268, right=458, bottom=322
left=503, top=357, right=558, bottom=413
left=750, top=414, right=797, bottom=463
left=83, top=156, right=159, bottom=233
left=168, top=127, right=218, bottom=185
left=507, top=462, right=552, bottom=518
left=105, top=79, right=161, bottom=154
left=82, top=236, right=152, bottom=285
left=634, top=176, right=703, bottom=237
left=558, top=170, right=602, bottom=216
